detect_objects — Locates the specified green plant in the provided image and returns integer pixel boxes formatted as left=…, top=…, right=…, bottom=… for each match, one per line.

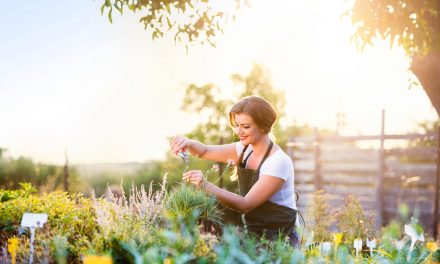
left=166, top=183, right=222, bottom=228
left=0, top=182, right=37, bottom=202
left=52, top=235, right=69, bottom=264
left=2, top=179, right=440, bottom=263
left=0, top=188, right=97, bottom=262
left=335, top=194, right=375, bottom=245
left=428, top=249, right=440, bottom=264
left=305, top=190, right=333, bottom=242
left=91, top=176, right=168, bottom=253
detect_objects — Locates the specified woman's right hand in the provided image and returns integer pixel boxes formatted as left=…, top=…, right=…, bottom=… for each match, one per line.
left=169, top=136, right=191, bottom=154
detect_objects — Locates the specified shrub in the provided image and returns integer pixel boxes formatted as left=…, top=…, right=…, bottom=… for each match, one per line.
left=0, top=186, right=97, bottom=262
left=90, top=176, right=168, bottom=254
left=335, top=194, right=375, bottom=244
left=305, top=190, right=333, bottom=242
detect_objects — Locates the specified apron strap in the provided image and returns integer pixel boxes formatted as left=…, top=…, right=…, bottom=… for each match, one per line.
left=242, top=150, right=253, bottom=167
left=238, top=141, right=273, bottom=169
left=238, top=145, right=251, bottom=164
left=256, top=141, right=274, bottom=171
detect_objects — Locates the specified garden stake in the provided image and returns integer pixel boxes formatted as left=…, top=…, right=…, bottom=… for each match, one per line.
left=321, top=242, right=331, bottom=256
left=366, top=238, right=376, bottom=257
left=353, top=238, right=362, bottom=257
left=20, top=213, right=48, bottom=264
left=405, top=224, right=425, bottom=252
left=395, top=239, right=404, bottom=251
left=304, top=231, right=314, bottom=247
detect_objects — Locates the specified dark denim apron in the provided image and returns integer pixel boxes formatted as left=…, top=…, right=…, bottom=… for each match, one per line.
left=236, top=141, right=297, bottom=241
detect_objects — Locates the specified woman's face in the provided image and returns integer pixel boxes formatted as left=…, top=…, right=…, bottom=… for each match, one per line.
left=233, top=113, right=264, bottom=145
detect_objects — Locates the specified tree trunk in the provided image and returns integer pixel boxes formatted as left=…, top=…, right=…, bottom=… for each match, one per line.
left=410, top=51, right=440, bottom=117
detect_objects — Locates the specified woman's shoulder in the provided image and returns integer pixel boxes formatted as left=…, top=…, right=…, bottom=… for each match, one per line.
left=269, top=149, right=292, bottom=164
left=235, top=141, right=253, bottom=154
left=261, top=149, right=293, bottom=181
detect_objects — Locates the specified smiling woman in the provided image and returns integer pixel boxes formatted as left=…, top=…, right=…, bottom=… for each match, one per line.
left=169, top=95, right=299, bottom=246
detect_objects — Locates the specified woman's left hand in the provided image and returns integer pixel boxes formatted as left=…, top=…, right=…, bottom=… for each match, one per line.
left=182, top=170, right=205, bottom=189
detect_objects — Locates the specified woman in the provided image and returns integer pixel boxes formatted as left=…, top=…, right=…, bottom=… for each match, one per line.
left=170, top=96, right=297, bottom=244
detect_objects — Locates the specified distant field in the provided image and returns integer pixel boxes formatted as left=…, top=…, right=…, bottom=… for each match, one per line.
left=74, top=162, right=143, bottom=178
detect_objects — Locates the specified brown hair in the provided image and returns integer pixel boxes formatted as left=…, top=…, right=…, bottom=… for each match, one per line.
left=229, top=96, right=277, bottom=134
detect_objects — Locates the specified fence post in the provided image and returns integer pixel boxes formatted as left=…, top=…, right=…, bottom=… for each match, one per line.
left=375, top=110, right=385, bottom=228
left=313, top=128, right=322, bottom=190
left=434, top=125, right=440, bottom=240
left=287, top=136, right=293, bottom=158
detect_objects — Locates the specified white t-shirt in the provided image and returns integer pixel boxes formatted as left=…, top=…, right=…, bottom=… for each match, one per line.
left=235, top=142, right=297, bottom=210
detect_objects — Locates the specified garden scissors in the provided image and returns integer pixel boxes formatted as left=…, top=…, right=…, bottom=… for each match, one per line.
left=175, top=148, right=189, bottom=173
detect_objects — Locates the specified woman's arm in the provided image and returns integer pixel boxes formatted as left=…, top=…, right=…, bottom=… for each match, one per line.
left=170, top=136, right=238, bottom=163
left=183, top=170, right=284, bottom=213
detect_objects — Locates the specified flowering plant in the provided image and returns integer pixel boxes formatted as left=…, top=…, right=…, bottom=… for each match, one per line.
left=206, top=159, right=236, bottom=185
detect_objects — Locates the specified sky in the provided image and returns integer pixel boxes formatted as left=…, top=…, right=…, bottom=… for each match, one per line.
left=0, top=0, right=437, bottom=165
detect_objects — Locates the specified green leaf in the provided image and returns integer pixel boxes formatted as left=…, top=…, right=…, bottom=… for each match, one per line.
left=108, top=9, right=113, bottom=23
left=100, top=3, right=106, bottom=15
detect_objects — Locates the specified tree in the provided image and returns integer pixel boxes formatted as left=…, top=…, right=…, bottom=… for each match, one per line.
left=182, top=83, right=234, bottom=144
left=100, top=0, right=247, bottom=46
left=181, top=64, right=286, bottom=146
left=346, top=0, right=440, bottom=116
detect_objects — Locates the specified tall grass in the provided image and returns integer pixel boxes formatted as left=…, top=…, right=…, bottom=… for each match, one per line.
left=166, top=183, right=222, bottom=227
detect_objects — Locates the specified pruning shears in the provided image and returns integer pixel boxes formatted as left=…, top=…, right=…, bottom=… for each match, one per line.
left=175, top=148, right=189, bottom=173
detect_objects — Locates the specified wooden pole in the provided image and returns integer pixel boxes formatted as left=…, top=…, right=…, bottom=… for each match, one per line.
left=313, top=128, right=322, bottom=190
left=376, top=110, right=385, bottom=228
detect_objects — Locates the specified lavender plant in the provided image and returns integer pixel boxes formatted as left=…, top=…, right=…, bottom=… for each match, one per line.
left=91, top=175, right=168, bottom=246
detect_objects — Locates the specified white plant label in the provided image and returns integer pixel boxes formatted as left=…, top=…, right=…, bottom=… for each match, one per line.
left=21, top=213, right=48, bottom=264
left=395, top=239, right=404, bottom=251
left=353, top=238, right=363, bottom=257
left=321, top=242, right=332, bottom=256
left=404, top=224, right=425, bottom=251
left=21, top=213, right=48, bottom=228
left=366, top=238, right=376, bottom=256
left=305, top=231, right=314, bottom=247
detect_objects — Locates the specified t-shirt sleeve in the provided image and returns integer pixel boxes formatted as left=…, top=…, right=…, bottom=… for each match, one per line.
left=260, top=154, right=292, bottom=182
left=235, top=142, right=245, bottom=156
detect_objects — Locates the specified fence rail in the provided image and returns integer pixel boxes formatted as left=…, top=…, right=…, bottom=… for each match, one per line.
left=287, top=111, right=439, bottom=238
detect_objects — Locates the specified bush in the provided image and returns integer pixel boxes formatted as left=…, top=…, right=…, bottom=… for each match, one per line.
left=305, top=190, right=333, bottom=242
left=335, top=194, right=375, bottom=244
left=0, top=180, right=437, bottom=263
left=0, top=184, right=97, bottom=262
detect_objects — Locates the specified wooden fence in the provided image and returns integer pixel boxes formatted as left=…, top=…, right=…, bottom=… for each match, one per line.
left=287, top=114, right=439, bottom=238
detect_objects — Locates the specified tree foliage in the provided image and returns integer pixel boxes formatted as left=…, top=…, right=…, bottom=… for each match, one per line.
left=100, top=0, right=247, bottom=46
left=182, top=83, right=233, bottom=144
left=181, top=64, right=286, bottom=146
left=0, top=152, right=82, bottom=193
left=346, top=0, right=440, bottom=116
left=348, top=0, right=440, bottom=56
